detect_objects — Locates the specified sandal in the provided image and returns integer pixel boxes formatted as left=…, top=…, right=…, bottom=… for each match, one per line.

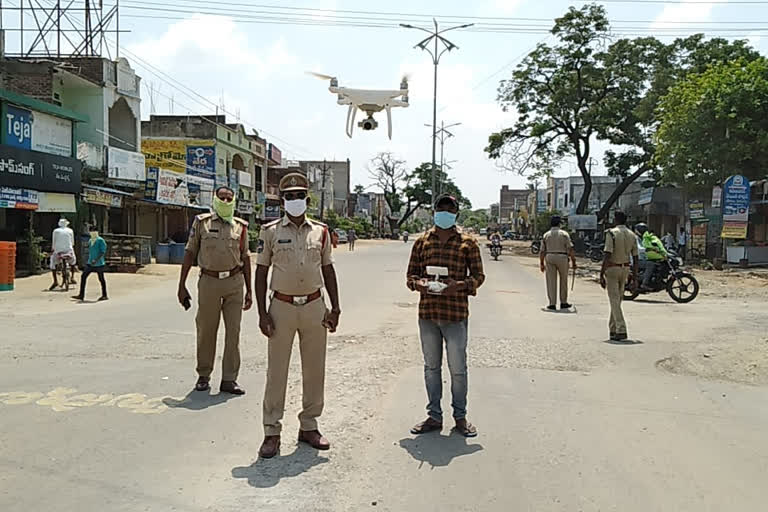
left=453, top=420, right=478, bottom=438
left=410, top=418, right=443, bottom=435
left=194, top=377, right=210, bottom=392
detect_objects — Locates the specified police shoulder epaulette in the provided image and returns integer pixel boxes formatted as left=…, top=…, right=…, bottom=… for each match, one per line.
left=234, top=217, right=249, bottom=227
left=264, top=218, right=281, bottom=228
left=196, top=212, right=213, bottom=221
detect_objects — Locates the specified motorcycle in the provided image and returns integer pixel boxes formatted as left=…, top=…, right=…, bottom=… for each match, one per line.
left=530, top=239, right=541, bottom=255
left=624, top=251, right=699, bottom=303
left=585, top=241, right=604, bottom=263
left=489, top=240, right=502, bottom=261
left=403, top=232, right=409, bottom=243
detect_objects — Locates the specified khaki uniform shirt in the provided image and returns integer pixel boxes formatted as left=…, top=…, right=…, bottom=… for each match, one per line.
left=542, top=227, right=573, bottom=255
left=256, top=216, right=333, bottom=295
left=604, top=225, right=638, bottom=264
left=185, top=213, right=249, bottom=271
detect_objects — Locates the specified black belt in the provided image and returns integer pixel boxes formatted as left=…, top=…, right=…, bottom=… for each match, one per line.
left=547, top=252, right=568, bottom=255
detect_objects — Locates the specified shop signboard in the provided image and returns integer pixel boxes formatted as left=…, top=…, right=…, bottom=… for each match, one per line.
left=569, top=214, right=598, bottom=231
left=237, top=200, right=254, bottom=215
left=0, top=144, right=81, bottom=194
left=0, top=187, right=38, bottom=209
left=107, top=146, right=146, bottom=181
left=84, top=187, right=123, bottom=208
left=638, top=187, right=654, bottom=206
left=186, top=144, right=216, bottom=179
left=238, top=170, right=252, bottom=188
left=145, top=167, right=159, bottom=200
left=264, top=203, right=281, bottom=219
left=156, top=168, right=214, bottom=208
left=4, top=105, right=73, bottom=157
left=142, top=139, right=187, bottom=173
left=721, top=175, right=750, bottom=239
left=688, top=200, right=705, bottom=220
left=268, top=143, right=282, bottom=166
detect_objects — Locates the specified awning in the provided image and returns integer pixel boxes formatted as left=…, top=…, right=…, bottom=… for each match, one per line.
left=37, top=192, right=76, bottom=213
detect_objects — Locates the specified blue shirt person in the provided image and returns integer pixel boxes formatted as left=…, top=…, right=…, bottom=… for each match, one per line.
left=73, top=229, right=109, bottom=302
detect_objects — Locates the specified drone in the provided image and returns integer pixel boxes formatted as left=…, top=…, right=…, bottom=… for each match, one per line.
left=308, top=72, right=409, bottom=139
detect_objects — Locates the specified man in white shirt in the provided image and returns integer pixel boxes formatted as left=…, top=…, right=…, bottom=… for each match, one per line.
left=49, top=218, right=78, bottom=290
left=677, top=227, right=688, bottom=261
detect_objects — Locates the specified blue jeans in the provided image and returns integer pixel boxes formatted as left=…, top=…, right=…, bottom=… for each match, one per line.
left=418, top=318, right=468, bottom=422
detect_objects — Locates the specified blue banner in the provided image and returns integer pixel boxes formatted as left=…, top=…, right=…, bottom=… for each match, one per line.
left=4, top=105, right=32, bottom=150
left=186, top=145, right=216, bottom=179
left=145, top=167, right=159, bottom=200
left=0, top=187, right=38, bottom=209
left=723, top=175, right=750, bottom=223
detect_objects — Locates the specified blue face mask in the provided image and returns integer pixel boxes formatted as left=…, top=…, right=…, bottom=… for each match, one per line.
left=434, top=211, right=457, bottom=229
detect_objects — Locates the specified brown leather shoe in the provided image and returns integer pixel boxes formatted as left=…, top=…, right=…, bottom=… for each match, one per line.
left=259, top=435, right=280, bottom=459
left=298, top=430, right=331, bottom=450
left=220, top=381, right=245, bottom=395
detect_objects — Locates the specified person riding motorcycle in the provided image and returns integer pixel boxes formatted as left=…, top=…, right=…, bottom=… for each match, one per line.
left=635, top=223, right=668, bottom=291
left=490, top=231, right=502, bottom=244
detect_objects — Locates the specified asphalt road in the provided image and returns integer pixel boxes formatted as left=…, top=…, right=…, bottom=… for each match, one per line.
left=1, top=240, right=767, bottom=511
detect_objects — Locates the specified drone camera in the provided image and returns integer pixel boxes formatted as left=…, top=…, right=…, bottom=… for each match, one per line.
left=359, top=117, right=378, bottom=131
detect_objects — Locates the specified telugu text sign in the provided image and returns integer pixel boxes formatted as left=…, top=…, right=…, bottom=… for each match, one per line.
left=156, top=168, right=213, bottom=208
left=0, top=187, right=38, bottom=209
left=142, top=139, right=187, bottom=173
left=83, top=187, right=123, bottom=208
left=0, top=144, right=81, bottom=194
left=723, top=175, right=750, bottom=224
left=186, top=144, right=216, bottom=178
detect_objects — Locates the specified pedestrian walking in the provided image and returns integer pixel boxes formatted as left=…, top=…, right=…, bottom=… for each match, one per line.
left=72, top=226, right=108, bottom=302
left=406, top=194, right=485, bottom=438
left=677, top=227, right=688, bottom=261
left=331, top=229, right=339, bottom=249
left=539, top=215, right=576, bottom=310
left=347, top=228, right=356, bottom=251
left=177, top=186, right=252, bottom=396
left=254, top=172, right=341, bottom=459
left=599, top=211, right=638, bottom=342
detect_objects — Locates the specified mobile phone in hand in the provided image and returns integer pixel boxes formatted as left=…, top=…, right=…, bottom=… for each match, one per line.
left=182, top=297, right=191, bottom=310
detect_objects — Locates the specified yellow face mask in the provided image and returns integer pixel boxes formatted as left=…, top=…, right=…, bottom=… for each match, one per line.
left=213, top=195, right=236, bottom=223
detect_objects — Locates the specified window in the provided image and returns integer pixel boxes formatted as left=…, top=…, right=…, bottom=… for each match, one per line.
left=227, top=132, right=231, bottom=141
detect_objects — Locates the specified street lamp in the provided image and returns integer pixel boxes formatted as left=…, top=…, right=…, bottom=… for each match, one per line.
left=401, top=20, right=473, bottom=208
left=425, top=121, right=461, bottom=194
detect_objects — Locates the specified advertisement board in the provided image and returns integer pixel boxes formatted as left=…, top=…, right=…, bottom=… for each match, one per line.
left=107, top=146, right=146, bottom=181
left=238, top=170, right=252, bottom=188
left=0, top=187, right=38, bottom=209
left=145, top=167, right=159, bottom=200
left=689, top=200, right=705, bottom=220
left=711, top=186, right=722, bottom=208
left=0, top=144, right=81, bottom=193
left=142, top=139, right=187, bottom=173
left=155, top=168, right=213, bottom=208
left=83, top=187, right=123, bottom=208
left=721, top=175, right=750, bottom=239
left=264, top=203, right=281, bottom=219
left=638, top=187, right=654, bottom=206
left=569, top=214, right=598, bottom=231
left=186, top=144, right=216, bottom=178
left=268, top=143, right=282, bottom=166
left=5, top=105, right=73, bottom=157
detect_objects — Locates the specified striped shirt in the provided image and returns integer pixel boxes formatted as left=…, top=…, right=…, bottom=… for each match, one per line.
left=406, top=228, right=485, bottom=323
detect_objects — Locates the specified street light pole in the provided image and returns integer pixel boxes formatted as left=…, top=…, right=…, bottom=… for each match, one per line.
left=401, top=19, right=473, bottom=209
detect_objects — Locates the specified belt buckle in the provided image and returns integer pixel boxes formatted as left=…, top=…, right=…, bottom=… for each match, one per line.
left=293, top=295, right=308, bottom=306
left=218, top=271, right=231, bottom=279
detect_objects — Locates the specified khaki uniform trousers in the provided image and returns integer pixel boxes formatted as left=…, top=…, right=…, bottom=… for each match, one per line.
left=263, top=296, right=328, bottom=436
left=196, top=273, right=244, bottom=381
left=605, top=266, right=630, bottom=335
left=545, top=254, right=569, bottom=306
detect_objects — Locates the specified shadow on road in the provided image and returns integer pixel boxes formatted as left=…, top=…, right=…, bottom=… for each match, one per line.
left=602, top=338, right=644, bottom=346
left=231, top=444, right=329, bottom=488
left=399, top=434, right=483, bottom=469
left=162, top=390, right=240, bottom=410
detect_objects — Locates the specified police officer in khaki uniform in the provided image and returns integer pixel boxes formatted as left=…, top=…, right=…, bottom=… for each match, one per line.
left=254, top=172, right=341, bottom=459
left=540, top=215, right=577, bottom=310
left=599, top=211, right=638, bottom=341
left=178, top=186, right=252, bottom=395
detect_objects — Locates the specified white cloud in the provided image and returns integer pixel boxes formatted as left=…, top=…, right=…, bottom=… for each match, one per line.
left=494, top=0, right=527, bottom=14
left=650, top=0, right=726, bottom=30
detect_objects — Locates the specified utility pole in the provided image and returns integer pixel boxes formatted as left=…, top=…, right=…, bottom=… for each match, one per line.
left=401, top=20, right=473, bottom=210
left=425, top=121, right=461, bottom=196
left=319, top=159, right=329, bottom=221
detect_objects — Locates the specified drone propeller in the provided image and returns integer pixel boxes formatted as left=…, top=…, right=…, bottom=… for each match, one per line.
left=306, top=71, right=336, bottom=81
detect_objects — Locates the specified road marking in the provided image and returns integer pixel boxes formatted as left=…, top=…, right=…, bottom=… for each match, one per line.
left=0, top=387, right=178, bottom=414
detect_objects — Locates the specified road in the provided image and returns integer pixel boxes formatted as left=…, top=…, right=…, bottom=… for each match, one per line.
left=1, top=240, right=767, bottom=511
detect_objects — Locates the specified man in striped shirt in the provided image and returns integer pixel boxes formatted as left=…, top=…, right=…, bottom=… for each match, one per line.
left=406, top=194, right=485, bottom=438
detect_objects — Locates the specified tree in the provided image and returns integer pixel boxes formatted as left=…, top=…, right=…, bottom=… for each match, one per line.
left=596, top=35, right=760, bottom=218
left=486, top=4, right=614, bottom=214
left=368, top=152, right=408, bottom=233
left=460, top=209, right=490, bottom=232
left=655, top=58, right=768, bottom=188
left=353, top=184, right=365, bottom=195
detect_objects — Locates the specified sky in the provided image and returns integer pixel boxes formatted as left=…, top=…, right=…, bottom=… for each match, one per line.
left=4, top=0, right=768, bottom=209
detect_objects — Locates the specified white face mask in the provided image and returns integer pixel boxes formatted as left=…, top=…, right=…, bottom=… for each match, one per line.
left=284, top=198, right=307, bottom=217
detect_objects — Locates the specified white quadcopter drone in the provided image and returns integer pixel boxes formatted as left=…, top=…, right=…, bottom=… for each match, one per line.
left=308, top=72, right=409, bottom=139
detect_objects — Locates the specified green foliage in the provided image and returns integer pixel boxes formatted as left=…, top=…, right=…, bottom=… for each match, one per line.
left=353, top=184, right=365, bottom=194
left=655, top=58, right=768, bottom=188
left=460, top=209, right=490, bottom=232
left=323, top=210, right=374, bottom=238
left=535, top=210, right=564, bottom=236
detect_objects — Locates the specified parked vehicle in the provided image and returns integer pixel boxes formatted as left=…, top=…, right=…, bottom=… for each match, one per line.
left=530, top=239, right=541, bottom=254
left=335, top=229, right=348, bottom=244
left=624, top=251, right=699, bottom=303
left=503, top=230, right=515, bottom=240
left=479, top=228, right=488, bottom=237
left=585, top=241, right=604, bottom=263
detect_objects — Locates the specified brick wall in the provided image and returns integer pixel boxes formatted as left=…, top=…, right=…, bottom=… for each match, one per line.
left=0, top=61, right=55, bottom=103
